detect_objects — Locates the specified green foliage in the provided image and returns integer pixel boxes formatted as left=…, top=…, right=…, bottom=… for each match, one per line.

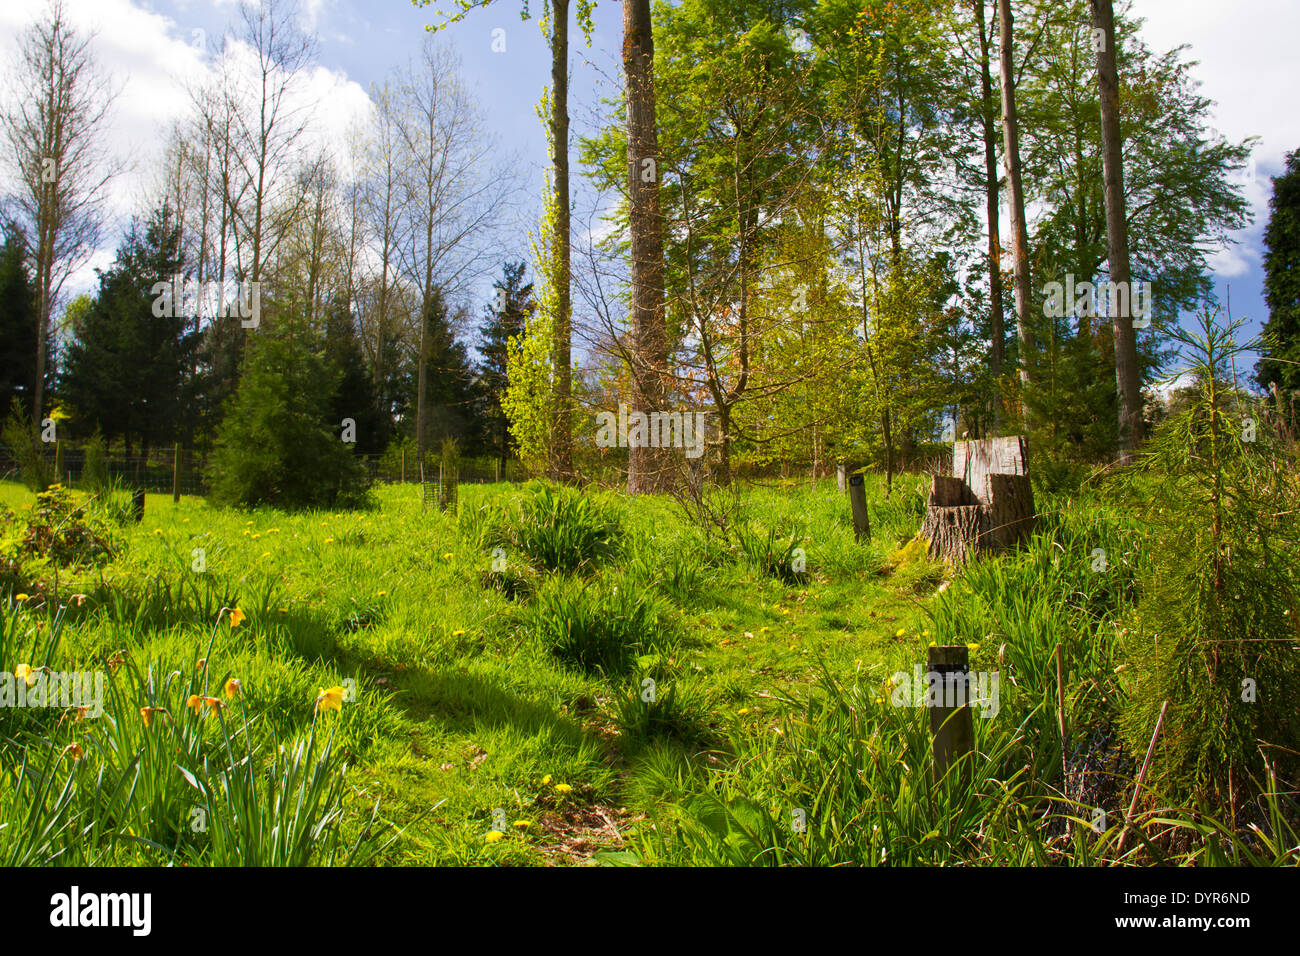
left=207, top=333, right=370, bottom=510
left=1, top=401, right=54, bottom=492
left=1257, top=149, right=1300, bottom=397
left=497, top=482, right=621, bottom=574
left=526, top=573, right=676, bottom=675
left=1113, top=310, right=1300, bottom=803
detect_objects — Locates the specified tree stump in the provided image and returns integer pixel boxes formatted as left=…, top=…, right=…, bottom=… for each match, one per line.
left=920, top=437, right=1035, bottom=564
left=921, top=503, right=984, bottom=566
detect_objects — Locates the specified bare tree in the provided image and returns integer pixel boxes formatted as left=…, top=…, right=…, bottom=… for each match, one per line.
left=0, top=0, right=117, bottom=425
left=392, top=39, right=516, bottom=458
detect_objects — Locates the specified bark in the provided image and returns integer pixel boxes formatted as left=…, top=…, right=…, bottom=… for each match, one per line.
left=996, top=0, right=1034, bottom=390
left=1090, top=0, right=1145, bottom=461
left=549, top=0, right=573, bottom=481
left=623, top=0, right=669, bottom=494
left=976, top=0, right=1005, bottom=432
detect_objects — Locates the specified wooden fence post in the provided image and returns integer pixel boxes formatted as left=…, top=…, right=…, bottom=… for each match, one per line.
left=928, top=644, right=975, bottom=783
left=848, top=471, right=870, bottom=542
left=836, top=461, right=847, bottom=492
left=131, top=488, right=145, bottom=523
left=173, top=443, right=181, bottom=502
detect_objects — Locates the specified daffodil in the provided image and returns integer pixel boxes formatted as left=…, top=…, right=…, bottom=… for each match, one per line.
left=14, top=664, right=37, bottom=687
left=186, top=694, right=203, bottom=715
left=63, top=743, right=85, bottom=761
left=228, top=607, right=246, bottom=628
left=316, top=686, right=345, bottom=713
left=225, top=678, right=242, bottom=699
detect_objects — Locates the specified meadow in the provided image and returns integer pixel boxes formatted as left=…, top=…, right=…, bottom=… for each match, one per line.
left=3, top=470, right=1291, bottom=867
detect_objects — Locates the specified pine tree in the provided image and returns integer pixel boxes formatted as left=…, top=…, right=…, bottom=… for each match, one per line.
left=478, top=262, right=534, bottom=473
left=1257, top=150, right=1300, bottom=400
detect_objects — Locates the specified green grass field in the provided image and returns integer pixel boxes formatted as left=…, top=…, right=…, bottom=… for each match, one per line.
left=1, top=475, right=1293, bottom=866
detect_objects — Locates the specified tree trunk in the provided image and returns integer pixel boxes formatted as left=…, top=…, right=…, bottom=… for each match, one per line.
left=997, top=0, right=1034, bottom=391
left=1090, top=0, right=1144, bottom=461
left=623, top=0, right=670, bottom=494
left=549, top=0, right=573, bottom=482
left=976, top=0, right=1005, bottom=433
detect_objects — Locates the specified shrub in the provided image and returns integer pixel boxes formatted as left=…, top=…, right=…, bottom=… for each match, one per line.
left=1112, top=311, right=1300, bottom=804
left=207, top=334, right=370, bottom=510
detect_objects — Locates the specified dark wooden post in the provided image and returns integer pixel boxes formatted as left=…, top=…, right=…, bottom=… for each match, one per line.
left=848, top=471, right=870, bottom=542
left=928, top=644, right=975, bottom=784
left=172, top=443, right=181, bottom=502
left=131, top=488, right=145, bottom=523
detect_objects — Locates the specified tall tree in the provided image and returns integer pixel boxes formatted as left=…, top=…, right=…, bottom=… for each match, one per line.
left=622, top=0, right=669, bottom=493
left=0, top=0, right=116, bottom=431
left=973, top=0, right=1006, bottom=430
left=1090, top=0, right=1143, bottom=459
left=996, top=0, right=1034, bottom=391
left=1255, top=150, right=1300, bottom=400
left=478, top=262, right=535, bottom=473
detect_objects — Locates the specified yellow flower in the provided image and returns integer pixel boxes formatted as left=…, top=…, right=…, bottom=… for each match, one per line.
left=442, top=553, right=454, bottom=560
left=895, top=628, right=906, bottom=638
left=152, top=528, right=163, bottom=536
left=196, top=657, right=207, bottom=670
left=228, top=607, right=246, bottom=628
left=554, top=783, right=572, bottom=794
left=186, top=694, right=203, bottom=715
left=140, top=706, right=168, bottom=728
left=225, top=678, right=242, bottom=699
left=14, top=593, right=28, bottom=602
left=967, top=643, right=980, bottom=651
left=484, top=830, right=505, bottom=843
left=268, top=528, right=280, bottom=534
left=378, top=591, right=387, bottom=597
left=14, top=664, right=37, bottom=687
left=452, top=629, right=466, bottom=637
left=63, top=742, right=85, bottom=761
left=315, top=686, right=345, bottom=713
left=541, top=774, right=552, bottom=785
left=69, top=705, right=91, bottom=722
left=512, top=820, right=530, bottom=829
left=738, top=708, right=750, bottom=715
left=324, top=537, right=335, bottom=544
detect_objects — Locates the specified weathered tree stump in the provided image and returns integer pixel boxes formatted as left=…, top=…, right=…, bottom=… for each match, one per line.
left=921, top=503, right=984, bottom=565
left=921, top=437, right=1035, bottom=564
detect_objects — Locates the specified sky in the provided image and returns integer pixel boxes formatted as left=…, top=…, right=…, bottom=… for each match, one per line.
left=0, top=0, right=1296, bottom=380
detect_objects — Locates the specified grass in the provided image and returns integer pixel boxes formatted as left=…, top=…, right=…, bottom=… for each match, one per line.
left=0, top=473, right=1293, bottom=866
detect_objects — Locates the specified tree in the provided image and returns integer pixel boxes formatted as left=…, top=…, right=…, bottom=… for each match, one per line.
left=997, top=0, right=1034, bottom=393
left=1257, top=150, right=1300, bottom=400
left=478, top=262, right=535, bottom=472
left=0, top=0, right=116, bottom=429
left=1090, top=0, right=1143, bottom=460
left=60, top=203, right=198, bottom=456
left=208, top=331, right=368, bottom=509
left=0, top=225, right=40, bottom=416
left=623, top=0, right=670, bottom=493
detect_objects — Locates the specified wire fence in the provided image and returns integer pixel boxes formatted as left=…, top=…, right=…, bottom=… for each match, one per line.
left=0, top=445, right=529, bottom=497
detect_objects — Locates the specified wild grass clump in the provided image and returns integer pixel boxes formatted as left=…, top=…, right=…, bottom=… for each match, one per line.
left=526, top=573, right=676, bottom=674
left=494, top=482, right=622, bottom=574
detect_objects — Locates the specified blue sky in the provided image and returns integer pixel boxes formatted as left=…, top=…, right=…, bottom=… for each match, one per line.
left=1, top=0, right=1295, bottom=382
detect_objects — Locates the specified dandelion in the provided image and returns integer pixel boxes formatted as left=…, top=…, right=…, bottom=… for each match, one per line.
left=967, top=642, right=980, bottom=651
left=484, top=831, right=504, bottom=843
left=229, top=607, right=246, bottom=628
left=14, top=664, right=37, bottom=687
left=442, top=553, right=454, bottom=560
left=541, top=774, right=552, bottom=785
left=153, top=529, right=164, bottom=536
left=225, top=678, right=242, bottom=699
left=554, top=783, right=573, bottom=794
left=324, top=537, right=335, bottom=544
left=452, top=629, right=466, bottom=637
left=378, top=591, right=387, bottom=597
left=316, top=686, right=345, bottom=713
left=895, top=628, right=906, bottom=638
left=14, top=593, right=28, bottom=602
left=737, top=708, right=750, bottom=716
left=512, top=820, right=530, bottom=829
